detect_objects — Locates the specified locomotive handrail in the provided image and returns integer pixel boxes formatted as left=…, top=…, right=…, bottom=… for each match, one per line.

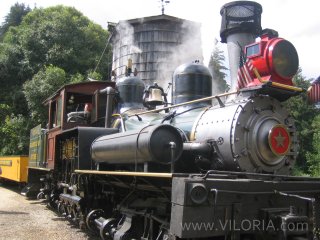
left=75, top=170, right=174, bottom=178
left=126, top=90, right=239, bottom=117
left=28, top=166, right=52, bottom=171
left=196, top=169, right=320, bottom=181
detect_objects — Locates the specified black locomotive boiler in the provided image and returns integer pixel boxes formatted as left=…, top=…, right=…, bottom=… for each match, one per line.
left=22, top=1, right=320, bottom=240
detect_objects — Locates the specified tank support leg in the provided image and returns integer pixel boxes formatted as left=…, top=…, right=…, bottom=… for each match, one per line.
left=169, top=142, right=176, bottom=173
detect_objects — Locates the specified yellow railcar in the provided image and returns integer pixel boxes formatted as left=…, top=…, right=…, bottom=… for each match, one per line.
left=0, top=156, right=29, bottom=183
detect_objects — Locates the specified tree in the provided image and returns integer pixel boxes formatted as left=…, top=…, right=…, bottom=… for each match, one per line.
left=23, top=66, right=66, bottom=124
left=208, top=41, right=229, bottom=94
left=0, top=104, right=31, bottom=155
left=283, top=68, right=318, bottom=173
left=0, top=3, right=31, bottom=41
left=0, top=104, right=11, bottom=138
left=0, top=114, right=31, bottom=155
left=306, top=115, right=320, bottom=176
left=3, top=5, right=111, bottom=79
left=0, top=43, right=32, bottom=115
left=0, top=4, right=113, bottom=155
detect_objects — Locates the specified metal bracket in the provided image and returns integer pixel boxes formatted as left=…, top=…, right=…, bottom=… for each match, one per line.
left=215, top=96, right=225, bottom=107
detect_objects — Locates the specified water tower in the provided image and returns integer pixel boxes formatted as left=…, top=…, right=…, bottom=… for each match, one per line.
left=109, top=14, right=203, bottom=93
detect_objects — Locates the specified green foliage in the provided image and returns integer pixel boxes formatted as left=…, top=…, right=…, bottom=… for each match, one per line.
left=88, top=71, right=103, bottom=81
left=0, top=114, right=31, bottom=155
left=208, top=43, right=229, bottom=94
left=23, top=66, right=66, bottom=124
left=306, top=115, right=320, bottom=176
left=0, top=43, right=32, bottom=115
left=283, top=69, right=319, bottom=173
left=0, top=104, right=31, bottom=155
left=0, top=3, right=31, bottom=40
left=70, top=73, right=86, bottom=83
left=0, top=104, right=11, bottom=122
left=0, top=4, right=112, bottom=155
left=4, top=5, right=111, bottom=78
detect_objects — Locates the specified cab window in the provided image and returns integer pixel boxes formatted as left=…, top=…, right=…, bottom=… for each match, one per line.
left=246, top=43, right=260, bottom=58
left=50, top=97, right=62, bottom=128
left=56, top=97, right=62, bottom=127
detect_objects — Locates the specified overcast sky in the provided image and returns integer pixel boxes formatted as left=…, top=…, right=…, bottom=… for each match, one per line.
left=1, top=0, right=319, bottom=80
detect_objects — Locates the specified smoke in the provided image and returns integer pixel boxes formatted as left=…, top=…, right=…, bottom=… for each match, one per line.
left=176, top=20, right=204, bottom=64
left=210, top=69, right=223, bottom=96
left=155, top=20, right=204, bottom=102
left=112, top=21, right=142, bottom=77
left=130, top=45, right=142, bottom=54
left=111, top=17, right=204, bottom=102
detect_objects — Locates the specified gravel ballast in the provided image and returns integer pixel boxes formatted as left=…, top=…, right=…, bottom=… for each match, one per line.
left=0, top=183, right=99, bottom=240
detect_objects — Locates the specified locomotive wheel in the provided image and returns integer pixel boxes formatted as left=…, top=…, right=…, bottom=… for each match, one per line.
left=47, top=197, right=57, bottom=209
left=86, top=209, right=104, bottom=232
left=57, top=202, right=65, bottom=216
left=100, top=218, right=117, bottom=240
left=37, top=192, right=44, bottom=200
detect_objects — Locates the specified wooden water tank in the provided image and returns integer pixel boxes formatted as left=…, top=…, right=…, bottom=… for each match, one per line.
left=110, top=15, right=203, bottom=92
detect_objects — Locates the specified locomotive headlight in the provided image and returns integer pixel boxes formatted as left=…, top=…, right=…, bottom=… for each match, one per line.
left=246, top=34, right=299, bottom=86
left=189, top=183, right=208, bottom=205
left=270, top=40, right=299, bottom=79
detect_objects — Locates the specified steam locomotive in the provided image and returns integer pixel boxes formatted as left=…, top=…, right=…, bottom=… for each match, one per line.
left=22, top=1, right=320, bottom=240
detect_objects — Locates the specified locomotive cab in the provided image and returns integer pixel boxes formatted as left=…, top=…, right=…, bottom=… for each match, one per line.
left=23, top=81, right=116, bottom=198
left=45, top=81, right=115, bottom=131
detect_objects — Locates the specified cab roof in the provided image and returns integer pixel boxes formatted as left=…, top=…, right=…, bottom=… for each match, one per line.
left=43, top=81, right=114, bottom=105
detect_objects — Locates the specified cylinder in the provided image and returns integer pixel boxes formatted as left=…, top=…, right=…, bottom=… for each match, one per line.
left=91, top=125, right=183, bottom=164
left=173, top=62, right=212, bottom=108
left=116, top=75, right=145, bottom=113
left=192, top=95, right=298, bottom=174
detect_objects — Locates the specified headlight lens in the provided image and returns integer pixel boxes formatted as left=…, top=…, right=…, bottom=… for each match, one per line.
left=272, top=40, right=299, bottom=78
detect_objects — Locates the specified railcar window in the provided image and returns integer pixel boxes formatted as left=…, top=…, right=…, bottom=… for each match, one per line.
left=246, top=43, right=260, bottom=57
left=56, top=97, right=62, bottom=127
left=50, top=101, right=56, bottom=128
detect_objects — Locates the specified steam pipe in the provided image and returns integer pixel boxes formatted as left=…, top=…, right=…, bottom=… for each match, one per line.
left=183, top=142, right=212, bottom=154
left=169, top=142, right=176, bottom=173
left=126, top=90, right=238, bottom=117
left=100, top=86, right=115, bottom=128
left=220, top=1, right=262, bottom=91
left=226, top=33, right=256, bottom=92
